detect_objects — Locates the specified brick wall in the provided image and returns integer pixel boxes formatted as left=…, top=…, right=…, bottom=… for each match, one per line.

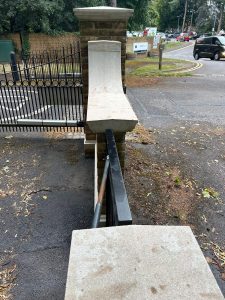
left=0, top=33, right=79, bottom=53
left=28, top=33, right=79, bottom=52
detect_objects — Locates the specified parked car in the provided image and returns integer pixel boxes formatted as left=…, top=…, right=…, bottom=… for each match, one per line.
left=188, top=31, right=198, bottom=39
left=193, top=36, right=225, bottom=60
left=127, top=31, right=143, bottom=37
left=173, top=32, right=181, bottom=39
left=199, top=33, right=211, bottom=38
left=176, top=33, right=190, bottom=42
left=157, top=32, right=167, bottom=41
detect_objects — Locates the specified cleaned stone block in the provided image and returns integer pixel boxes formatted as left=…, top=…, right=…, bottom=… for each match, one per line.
left=87, top=41, right=138, bottom=133
left=65, top=226, right=224, bottom=300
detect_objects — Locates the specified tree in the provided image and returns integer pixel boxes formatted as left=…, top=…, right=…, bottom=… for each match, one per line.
left=109, top=0, right=117, bottom=6
left=182, top=0, right=188, bottom=32
left=118, top=0, right=151, bottom=30
left=217, top=1, right=225, bottom=32
left=0, top=0, right=159, bottom=34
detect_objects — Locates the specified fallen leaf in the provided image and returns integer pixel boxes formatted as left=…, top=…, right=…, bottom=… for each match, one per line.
left=206, top=257, right=213, bottom=264
left=0, top=190, right=7, bottom=198
left=2, top=166, right=9, bottom=173
left=202, top=189, right=210, bottom=198
left=202, top=188, right=219, bottom=199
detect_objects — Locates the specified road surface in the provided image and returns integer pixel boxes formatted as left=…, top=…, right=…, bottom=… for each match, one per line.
left=0, top=83, right=83, bottom=127
left=165, top=42, right=225, bottom=76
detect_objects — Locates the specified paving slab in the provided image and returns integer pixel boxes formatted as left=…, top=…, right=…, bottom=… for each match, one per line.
left=65, top=225, right=224, bottom=300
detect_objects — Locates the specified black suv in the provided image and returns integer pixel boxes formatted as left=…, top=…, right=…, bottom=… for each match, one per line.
left=193, top=36, right=225, bottom=60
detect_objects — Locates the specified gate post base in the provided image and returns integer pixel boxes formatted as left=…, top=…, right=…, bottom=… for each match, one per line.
left=84, top=138, right=96, bottom=158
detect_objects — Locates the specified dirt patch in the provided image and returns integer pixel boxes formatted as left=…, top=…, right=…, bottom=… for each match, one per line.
left=43, top=128, right=84, bottom=139
left=124, top=123, right=225, bottom=286
left=126, top=76, right=159, bottom=88
left=125, top=143, right=200, bottom=226
left=126, top=124, right=155, bottom=145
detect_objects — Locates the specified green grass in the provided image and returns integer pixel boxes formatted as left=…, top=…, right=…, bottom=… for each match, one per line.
left=0, top=63, right=79, bottom=75
left=126, top=57, right=194, bottom=77
left=163, top=41, right=191, bottom=51
left=0, top=64, right=11, bottom=73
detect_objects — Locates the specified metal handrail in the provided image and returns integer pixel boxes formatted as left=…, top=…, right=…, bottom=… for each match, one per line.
left=92, top=156, right=109, bottom=228
left=92, top=129, right=132, bottom=228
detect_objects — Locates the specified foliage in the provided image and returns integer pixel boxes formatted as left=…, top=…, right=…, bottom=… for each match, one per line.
left=0, top=0, right=225, bottom=35
left=21, top=33, right=30, bottom=56
left=148, top=0, right=225, bottom=33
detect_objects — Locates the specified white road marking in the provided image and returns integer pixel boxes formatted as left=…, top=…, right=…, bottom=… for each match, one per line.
left=0, top=105, right=53, bottom=123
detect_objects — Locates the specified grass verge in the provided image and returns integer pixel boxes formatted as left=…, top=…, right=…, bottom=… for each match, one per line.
left=163, top=41, right=192, bottom=51
left=126, top=57, right=193, bottom=78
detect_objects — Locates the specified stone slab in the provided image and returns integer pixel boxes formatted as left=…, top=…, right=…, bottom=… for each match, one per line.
left=65, top=225, right=224, bottom=300
left=87, top=40, right=138, bottom=133
left=74, top=6, right=133, bottom=21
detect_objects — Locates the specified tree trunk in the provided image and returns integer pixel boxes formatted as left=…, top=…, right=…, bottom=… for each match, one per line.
left=182, top=0, right=188, bottom=32
left=217, top=3, right=224, bottom=33
left=109, top=0, right=117, bottom=6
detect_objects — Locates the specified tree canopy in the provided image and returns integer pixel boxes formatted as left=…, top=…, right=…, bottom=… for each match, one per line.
left=0, top=0, right=225, bottom=34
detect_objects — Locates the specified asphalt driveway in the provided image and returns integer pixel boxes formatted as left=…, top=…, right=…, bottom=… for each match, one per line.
left=0, top=132, right=93, bottom=299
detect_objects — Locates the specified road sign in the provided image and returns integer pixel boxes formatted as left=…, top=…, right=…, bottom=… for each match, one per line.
left=133, top=42, right=148, bottom=52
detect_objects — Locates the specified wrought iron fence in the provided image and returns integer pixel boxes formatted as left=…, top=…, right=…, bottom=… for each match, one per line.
left=92, top=129, right=132, bottom=228
left=0, top=42, right=84, bottom=132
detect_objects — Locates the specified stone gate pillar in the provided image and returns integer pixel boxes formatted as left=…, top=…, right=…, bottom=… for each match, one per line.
left=74, top=6, right=133, bottom=156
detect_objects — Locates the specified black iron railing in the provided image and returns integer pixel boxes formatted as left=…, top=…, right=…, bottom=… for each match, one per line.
left=0, top=42, right=84, bottom=132
left=92, top=129, right=132, bottom=228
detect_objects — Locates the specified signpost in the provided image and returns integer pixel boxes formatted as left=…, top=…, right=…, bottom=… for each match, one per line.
left=158, top=42, right=164, bottom=70
left=153, top=35, right=160, bottom=49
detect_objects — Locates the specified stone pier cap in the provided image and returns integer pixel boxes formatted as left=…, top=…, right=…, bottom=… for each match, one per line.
left=86, top=40, right=138, bottom=133
left=73, top=6, right=133, bottom=21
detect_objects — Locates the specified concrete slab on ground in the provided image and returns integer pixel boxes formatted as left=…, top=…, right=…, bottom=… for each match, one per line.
left=65, top=225, right=224, bottom=300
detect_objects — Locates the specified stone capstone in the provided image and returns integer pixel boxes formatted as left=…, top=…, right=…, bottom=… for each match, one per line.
left=65, top=225, right=224, bottom=300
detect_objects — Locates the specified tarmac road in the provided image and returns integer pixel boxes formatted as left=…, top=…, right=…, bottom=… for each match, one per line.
left=127, top=45, right=225, bottom=295
left=130, top=44, right=225, bottom=128
left=165, top=41, right=225, bottom=76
